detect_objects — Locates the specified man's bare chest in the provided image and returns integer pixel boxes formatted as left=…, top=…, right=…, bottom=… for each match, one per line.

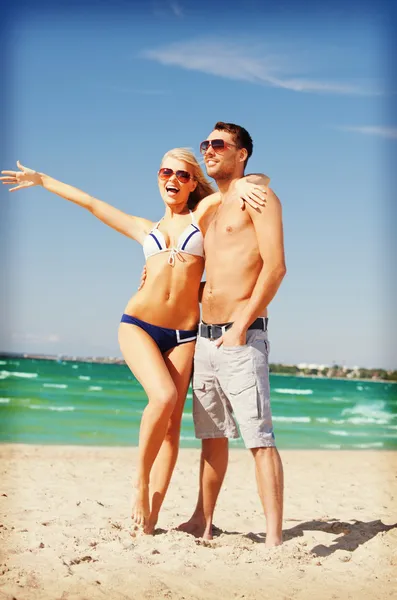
left=205, top=203, right=251, bottom=250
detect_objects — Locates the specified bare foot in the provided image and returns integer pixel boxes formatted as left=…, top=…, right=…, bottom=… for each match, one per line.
left=265, top=535, right=283, bottom=548
left=132, top=482, right=150, bottom=529
left=143, top=513, right=157, bottom=535
left=176, top=516, right=213, bottom=540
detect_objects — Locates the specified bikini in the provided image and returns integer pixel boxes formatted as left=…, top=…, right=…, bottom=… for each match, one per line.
left=120, top=211, right=204, bottom=354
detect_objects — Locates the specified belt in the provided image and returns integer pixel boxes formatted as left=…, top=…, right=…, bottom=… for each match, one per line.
left=198, top=317, right=268, bottom=340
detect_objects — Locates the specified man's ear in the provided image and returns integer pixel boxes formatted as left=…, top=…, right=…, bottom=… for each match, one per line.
left=239, top=148, right=248, bottom=164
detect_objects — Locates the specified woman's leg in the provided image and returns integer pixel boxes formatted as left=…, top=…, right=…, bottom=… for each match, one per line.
left=145, top=340, right=195, bottom=534
left=118, top=322, right=178, bottom=529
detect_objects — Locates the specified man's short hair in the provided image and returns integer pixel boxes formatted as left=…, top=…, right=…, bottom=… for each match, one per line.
left=214, top=121, right=253, bottom=166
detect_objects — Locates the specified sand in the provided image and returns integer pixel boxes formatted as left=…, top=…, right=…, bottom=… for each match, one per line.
left=0, top=445, right=396, bottom=600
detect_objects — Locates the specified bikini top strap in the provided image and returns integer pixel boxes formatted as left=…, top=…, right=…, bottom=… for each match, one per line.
left=189, top=210, right=197, bottom=226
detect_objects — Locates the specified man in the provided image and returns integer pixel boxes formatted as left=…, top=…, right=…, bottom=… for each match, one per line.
left=179, top=122, right=286, bottom=546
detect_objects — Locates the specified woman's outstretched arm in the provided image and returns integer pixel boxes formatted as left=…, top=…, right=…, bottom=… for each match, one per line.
left=1, top=161, right=152, bottom=244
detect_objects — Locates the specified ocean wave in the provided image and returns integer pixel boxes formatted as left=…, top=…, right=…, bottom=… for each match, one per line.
left=79, top=376, right=91, bottom=381
left=352, top=442, right=383, bottom=449
left=42, top=383, right=68, bottom=389
left=186, top=392, right=193, bottom=399
left=88, top=386, right=103, bottom=391
left=273, top=416, right=311, bottom=423
left=182, top=413, right=193, bottom=421
left=320, top=444, right=341, bottom=449
left=30, top=405, right=75, bottom=411
left=0, top=361, right=6, bottom=365
left=329, top=430, right=370, bottom=437
left=72, top=365, right=78, bottom=369
left=0, top=398, right=10, bottom=404
left=342, top=401, right=393, bottom=423
left=180, top=436, right=196, bottom=441
left=274, top=388, right=313, bottom=396
left=0, top=370, right=38, bottom=379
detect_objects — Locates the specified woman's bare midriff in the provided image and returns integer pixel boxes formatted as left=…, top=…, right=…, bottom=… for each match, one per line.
left=123, top=253, right=204, bottom=330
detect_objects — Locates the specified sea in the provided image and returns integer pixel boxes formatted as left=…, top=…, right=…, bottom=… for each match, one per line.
left=0, top=357, right=396, bottom=450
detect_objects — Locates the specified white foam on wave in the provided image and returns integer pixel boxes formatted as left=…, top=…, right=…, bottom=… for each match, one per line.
left=352, top=442, right=383, bottom=449
left=180, top=436, right=196, bottom=441
left=182, top=413, right=193, bottom=421
left=0, top=398, right=11, bottom=404
left=1, top=370, right=38, bottom=379
left=72, top=365, right=78, bottom=369
left=329, top=430, right=370, bottom=438
left=321, top=444, right=341, bottom=449
left=89, top=386, right=103, bottom=391
left=273, top=416, right=311, bottom=423
left=30, top=405, right=75, bottom=411
left=0, top=361, right=6, bottom=365
left=316, top=417, right=330, bottom=423
left=342, top=401, right=393, bottom=423
left=43, top=383, right=68, bottom=389
left=356, top=385, right=364, bottom=391
left=186, top=392, right=193, bottom=399
left=274, top=388, right=313, bottom=396
left=79, top=376, right=91, bottom=381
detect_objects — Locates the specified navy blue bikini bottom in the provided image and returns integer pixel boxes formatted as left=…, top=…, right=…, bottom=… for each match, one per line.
left=120, top=314, right=198, bottom=354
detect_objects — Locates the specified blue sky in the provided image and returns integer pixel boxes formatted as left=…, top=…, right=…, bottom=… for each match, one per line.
left=1, top=1, right=396, bottom=369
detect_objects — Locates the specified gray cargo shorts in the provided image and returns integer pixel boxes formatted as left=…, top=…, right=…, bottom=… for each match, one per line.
left=193, top=326, right=276, bottom=449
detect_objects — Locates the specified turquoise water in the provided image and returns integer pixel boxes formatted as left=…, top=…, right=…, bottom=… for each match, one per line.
left=0, top=357, right=396, bottom=449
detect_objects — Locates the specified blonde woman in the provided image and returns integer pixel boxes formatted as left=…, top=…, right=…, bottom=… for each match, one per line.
left=1, top=149, right=268, bottom=533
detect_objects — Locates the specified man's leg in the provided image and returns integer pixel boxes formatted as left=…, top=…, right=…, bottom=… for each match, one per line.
left=178, top=437, right=228, bottom=540
left=251, top=446, right=284, bottom=547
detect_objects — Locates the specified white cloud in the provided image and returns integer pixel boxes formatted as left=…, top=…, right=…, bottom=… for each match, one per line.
left=339, top=126, right=397, bottom=139
left=151, top=1, right=183, bottom=18
left=170, top=1, right=183, bottom=17
left=141, top=39, right=379, bottom=96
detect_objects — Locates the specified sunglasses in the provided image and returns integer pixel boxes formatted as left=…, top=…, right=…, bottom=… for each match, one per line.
left=158, top=168, right=194, bottom=184
left=199, top=139, right=237, bottom=155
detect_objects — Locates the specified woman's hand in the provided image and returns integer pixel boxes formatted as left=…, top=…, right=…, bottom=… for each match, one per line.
left=235, top=174, right=270, bottom=210
left=1, top=161, right=42, bottom=192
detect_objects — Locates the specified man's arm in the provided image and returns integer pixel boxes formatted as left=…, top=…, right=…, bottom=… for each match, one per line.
left=216, top=189, right=286, bottom=346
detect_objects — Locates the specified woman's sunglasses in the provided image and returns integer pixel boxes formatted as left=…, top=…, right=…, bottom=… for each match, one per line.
left=158, top=168, right=193, bottom=184
left=199, top=139, right=237, bottom=155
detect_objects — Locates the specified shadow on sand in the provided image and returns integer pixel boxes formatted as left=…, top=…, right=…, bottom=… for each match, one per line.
left=241, top=519, right=397, bottom=556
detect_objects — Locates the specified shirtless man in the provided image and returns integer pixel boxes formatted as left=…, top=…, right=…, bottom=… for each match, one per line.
left=180, top=122, right=286, bottom=546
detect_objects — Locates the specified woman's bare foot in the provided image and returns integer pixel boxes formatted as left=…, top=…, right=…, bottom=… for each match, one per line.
left=143, top=513, right=158, bottom=535
left=132, top=482, right=150, bottom=529
left=176, top=516, right=213, bottom=540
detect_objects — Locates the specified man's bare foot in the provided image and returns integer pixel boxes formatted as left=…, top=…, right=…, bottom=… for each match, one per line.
left=176, top=516, right=213, bottom=540
left=132, top=482, right=150, bottom=529
left=265, top=535, right=283, bottom=548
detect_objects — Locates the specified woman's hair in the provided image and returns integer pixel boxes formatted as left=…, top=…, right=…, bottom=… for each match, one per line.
left=160, top=147, right=215, bottom=210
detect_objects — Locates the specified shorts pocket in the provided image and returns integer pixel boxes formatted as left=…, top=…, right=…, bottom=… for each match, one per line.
left=227, top=373, right=260, bottom=420
left=228, top=372, right=256, bottom=395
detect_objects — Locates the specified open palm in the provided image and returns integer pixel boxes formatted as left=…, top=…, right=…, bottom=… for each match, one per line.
left=1, top=161, right=42, bottom=192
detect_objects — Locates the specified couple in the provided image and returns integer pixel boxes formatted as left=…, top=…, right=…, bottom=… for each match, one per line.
left=1, top=121, right=286, bottom=547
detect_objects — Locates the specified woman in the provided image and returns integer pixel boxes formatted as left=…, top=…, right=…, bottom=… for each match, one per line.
left=1, top=151, right=268, bottom=534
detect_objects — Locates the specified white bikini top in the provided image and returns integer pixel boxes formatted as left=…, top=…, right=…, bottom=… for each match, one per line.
left=143, top=210, right=204, bottom=266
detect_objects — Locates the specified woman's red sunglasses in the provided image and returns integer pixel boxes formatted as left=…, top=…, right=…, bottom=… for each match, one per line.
left=158, top=168, right=193, bottom=184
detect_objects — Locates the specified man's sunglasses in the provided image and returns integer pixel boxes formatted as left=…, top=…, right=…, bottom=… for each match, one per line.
left=199, top=139, right=237, bottom=155
left=158, top=168, right=194, bottom=184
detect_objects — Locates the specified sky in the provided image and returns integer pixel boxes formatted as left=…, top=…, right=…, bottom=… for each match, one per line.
left=0, top=0, right=396, bottom=369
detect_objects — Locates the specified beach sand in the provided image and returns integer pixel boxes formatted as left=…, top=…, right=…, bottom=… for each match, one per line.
left=0, top=445, right=396, bottom=600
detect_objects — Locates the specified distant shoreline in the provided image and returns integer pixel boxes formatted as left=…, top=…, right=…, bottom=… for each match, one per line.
left=1, top=352, right=395, bottom=384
